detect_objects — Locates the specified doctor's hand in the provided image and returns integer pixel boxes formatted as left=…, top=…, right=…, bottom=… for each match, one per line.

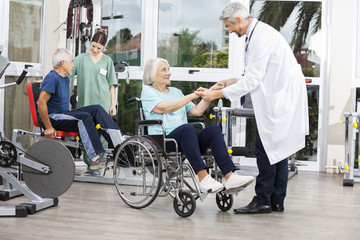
left=195, top=87, right=224, bottom=102
left=219, top=78, right=237, bottom=87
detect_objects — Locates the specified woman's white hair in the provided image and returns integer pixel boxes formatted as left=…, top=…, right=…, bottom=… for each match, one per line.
left=52, top=48, right=72, bottom=68
left=219, top=2, right=252, bottom=23
left=143, top=58, right=169, bottom=86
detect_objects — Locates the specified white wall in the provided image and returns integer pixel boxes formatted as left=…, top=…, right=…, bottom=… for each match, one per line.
left=43, top=0, right=69, bottom=74
left=326, top=0, right=358, bottom=172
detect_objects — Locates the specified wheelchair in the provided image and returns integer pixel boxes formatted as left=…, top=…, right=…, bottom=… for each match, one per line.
left=112, top=98, right=244, bottom=217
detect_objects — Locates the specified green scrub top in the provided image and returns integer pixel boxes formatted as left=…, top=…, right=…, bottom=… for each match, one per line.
left=71, top=53, right=117, bottom=113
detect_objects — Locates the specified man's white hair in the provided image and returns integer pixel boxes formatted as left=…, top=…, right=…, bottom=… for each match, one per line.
left=52, top=48, right=72, bottom=68
left=219, top=2, right=252, bottom=23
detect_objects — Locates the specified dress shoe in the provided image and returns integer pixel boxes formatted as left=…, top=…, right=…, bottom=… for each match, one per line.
left=233, top=202, right=272, bottom=214
left=272, top=204, right=284, bottom=212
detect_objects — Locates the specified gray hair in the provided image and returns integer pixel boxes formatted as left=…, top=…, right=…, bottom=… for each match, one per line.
left=143, top=58, right=169, bottom=86
left=219, top=2, right=252, bottom=23
left=52, top=48, right=72, bottom=68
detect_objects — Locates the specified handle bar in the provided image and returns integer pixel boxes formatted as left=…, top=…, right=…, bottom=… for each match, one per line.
left=0, top=69, right=28, bottom=89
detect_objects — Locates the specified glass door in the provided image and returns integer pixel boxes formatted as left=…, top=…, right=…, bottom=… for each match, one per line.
left=0, top=0, right=44, bottom=149
left=247, top=0, right=324, bottom=171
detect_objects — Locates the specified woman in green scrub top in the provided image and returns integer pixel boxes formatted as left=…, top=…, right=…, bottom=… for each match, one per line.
left=71, top=31, right=117, bottom=176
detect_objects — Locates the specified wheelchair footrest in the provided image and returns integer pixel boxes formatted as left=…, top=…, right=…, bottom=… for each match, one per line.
left=223, top=186, right=244, bottom=195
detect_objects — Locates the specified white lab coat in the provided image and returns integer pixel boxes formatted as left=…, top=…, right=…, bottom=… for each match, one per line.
left=222, top=19, right=309, bottom=164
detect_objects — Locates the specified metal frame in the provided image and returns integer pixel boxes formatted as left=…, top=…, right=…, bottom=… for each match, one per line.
left=0, top=129, right=58, bottom=217
left=212, top=101, right=298, bottom=179
left=342, top=111, right=360, bottom=186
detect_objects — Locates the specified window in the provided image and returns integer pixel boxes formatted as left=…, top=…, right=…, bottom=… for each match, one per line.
left=250, top=0, right=321, bottom=77
left=157, top=0, right=230, bottom=69
left=8, top=0, right=43, bottom=63
left=4, top=77, right=41, bottom=149
left=101, top=0, right=142, bottom=66
left=357, top=1, right=360, bottom=78
left=117, top=79, right=143, bottom=135
left=249, top=0, right=322, bottom=164
left=2, top=0, right=44, bottom=148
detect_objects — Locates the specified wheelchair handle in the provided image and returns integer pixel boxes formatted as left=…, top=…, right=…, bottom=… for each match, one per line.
left=128, top=97, right=142, bottom=109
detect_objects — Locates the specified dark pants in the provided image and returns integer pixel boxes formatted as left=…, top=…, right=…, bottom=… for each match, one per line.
left=252, top=134, right=288, bottom=206
left=166, top=124, right=236, bottom=174
left=42, top=105, right=120, bottom=159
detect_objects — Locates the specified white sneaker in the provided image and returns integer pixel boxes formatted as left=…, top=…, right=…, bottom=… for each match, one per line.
left=223, top=174, right=254, bottom=190
left=199, top=175, right=224, bottom=193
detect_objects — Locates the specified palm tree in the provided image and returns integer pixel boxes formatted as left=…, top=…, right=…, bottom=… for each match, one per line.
left=251, top=1, right=321, bottom=54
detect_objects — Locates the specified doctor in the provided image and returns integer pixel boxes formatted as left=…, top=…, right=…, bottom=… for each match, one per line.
left=196, top=2, right=309, bottom=214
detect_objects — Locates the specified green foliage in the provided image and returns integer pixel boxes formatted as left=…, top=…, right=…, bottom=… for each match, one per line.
left=252, top=1, right=321, bottom=55
left=107, top=28, right=133, bottom=49
left=170, top=81, right=231, bottom=127
left=159, top=28, right=228, bottom=68
left=116, top=79, right=142, bottom=135
left=193, top=49, right=229, bottom=68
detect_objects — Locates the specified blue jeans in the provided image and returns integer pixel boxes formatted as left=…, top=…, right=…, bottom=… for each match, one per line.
left=166, top=124, right=236, bottom=174
left=41, top=105, right=121, bottom=159
left=252, top=134, right=288, bottom=206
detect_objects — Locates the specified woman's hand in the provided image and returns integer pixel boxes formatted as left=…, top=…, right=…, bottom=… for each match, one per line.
left=195, top=87, right=224, bottom=102
left=109, top=105, right=117, bottom=116
left=209, top=82, right=225, bottom=90
left=189, top=92, right=200, bottom=100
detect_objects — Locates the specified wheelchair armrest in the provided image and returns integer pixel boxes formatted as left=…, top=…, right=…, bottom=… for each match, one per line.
left=188, top=118, right=205, bottom=123
left=188, top=118, right=206, bottom=129
left=138, top=119, right=163, bottom=125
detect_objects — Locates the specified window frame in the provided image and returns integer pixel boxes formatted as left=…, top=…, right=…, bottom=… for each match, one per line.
left=0, top=0, right=45, bottom=133
left=114, top=0, right=243, bottom=82
left=356, top=1, right=360, bottom=80
left=237, top=0, right=326, bottom=171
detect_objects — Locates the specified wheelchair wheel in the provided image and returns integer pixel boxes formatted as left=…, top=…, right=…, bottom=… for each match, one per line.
left=216, top=190, right=233, bottom=212
left=173, top=192, right=196, bottom=217
left=113, top=136, right=162, bottom=209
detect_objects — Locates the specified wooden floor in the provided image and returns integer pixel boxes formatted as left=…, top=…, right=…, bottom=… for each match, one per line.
left=1, top=171, right=360, bottom=240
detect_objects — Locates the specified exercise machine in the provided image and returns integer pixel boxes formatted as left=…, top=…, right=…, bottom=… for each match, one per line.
left=341, top=108, right=360, bottom=186
left=212, top=99, right=298, bottom=179
left=0, top=55, right=75, bottom=217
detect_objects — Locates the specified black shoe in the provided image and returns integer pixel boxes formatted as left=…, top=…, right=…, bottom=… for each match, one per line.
left=233, top=202, right=272, bottom=214
left=272, top=204, right=284, bottom=212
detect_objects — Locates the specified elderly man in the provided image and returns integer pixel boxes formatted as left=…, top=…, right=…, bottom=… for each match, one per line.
left=196, top=2, right=309, bottom=214
left=37, top=48, right=122, bottom=170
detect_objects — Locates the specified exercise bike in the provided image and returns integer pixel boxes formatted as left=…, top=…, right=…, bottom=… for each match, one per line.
left=0, top=55, right=75, bottom=217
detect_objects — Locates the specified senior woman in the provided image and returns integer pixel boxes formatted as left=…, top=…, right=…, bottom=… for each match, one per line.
left=141, top=58, right=254, bottom=193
